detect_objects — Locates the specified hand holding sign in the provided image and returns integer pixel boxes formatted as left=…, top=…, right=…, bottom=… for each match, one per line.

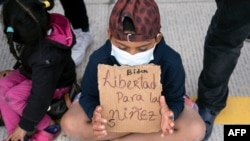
left=98, top=64, right=162, bottom=133
left=160, top=96, right=175, bottom=137
left=92, top=106, right=108, bottom=139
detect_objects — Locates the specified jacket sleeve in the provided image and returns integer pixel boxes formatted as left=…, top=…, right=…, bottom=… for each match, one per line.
left=79, top=54, right=100, bottom=120
left=19, top=58, right=60, bottom=131
left=161, top=55, right=185, bottom=120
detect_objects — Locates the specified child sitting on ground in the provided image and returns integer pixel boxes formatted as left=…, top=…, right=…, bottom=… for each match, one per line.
left=61, top=0, right=205, bottom=141
left=0, top=0, right=76, bottom=140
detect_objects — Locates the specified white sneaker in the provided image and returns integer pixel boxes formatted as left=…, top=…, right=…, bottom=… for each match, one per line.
left=71, top=28, right=92, bottom=66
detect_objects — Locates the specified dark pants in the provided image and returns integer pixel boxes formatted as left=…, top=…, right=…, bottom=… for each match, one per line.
left=197, top=0, right=250, bottom=113
left=59, top=0, right=89, bottom=31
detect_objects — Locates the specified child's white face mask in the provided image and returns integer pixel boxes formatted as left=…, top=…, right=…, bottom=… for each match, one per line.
left=111, top=43, right=155, bottom=66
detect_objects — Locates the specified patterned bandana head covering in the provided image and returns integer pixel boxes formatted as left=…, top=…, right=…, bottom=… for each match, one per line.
left=109, top=0, right=161, bottom=42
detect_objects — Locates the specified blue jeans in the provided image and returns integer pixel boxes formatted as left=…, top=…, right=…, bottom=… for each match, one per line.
left=197, top=0, right=250, bottom=113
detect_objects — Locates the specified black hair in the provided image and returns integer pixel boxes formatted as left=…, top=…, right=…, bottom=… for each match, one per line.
left=123, top=17, right=135, bottom=33
left=2, top=0, right=54, bottom=62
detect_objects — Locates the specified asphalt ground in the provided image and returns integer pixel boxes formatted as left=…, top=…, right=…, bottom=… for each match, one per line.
left=1, top=0, right=250, bottom=140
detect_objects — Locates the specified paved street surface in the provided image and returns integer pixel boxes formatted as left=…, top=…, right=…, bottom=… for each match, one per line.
left=1, top=0, right=250, bottom=140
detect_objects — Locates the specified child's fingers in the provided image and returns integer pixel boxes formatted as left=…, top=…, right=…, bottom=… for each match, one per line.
left=160, top=96, right=175, bottom=137
left=92, top=106, right=107, bottom=124
left=94, top=106, right=102, bottom=115
left=92, top=121, right=107, bottom=139
left=92, top=122, right=106, bottom=137
left=161, top=118, right=174, bottom=137
left=94, top=130, right=107, bottom=139
left=92, top=106, right=108, bottom=138
left=92, top=122, right=105, bottom=130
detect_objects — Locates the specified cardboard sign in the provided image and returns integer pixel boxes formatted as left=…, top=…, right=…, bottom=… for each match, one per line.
left=98, top=64, right=162, bottom=133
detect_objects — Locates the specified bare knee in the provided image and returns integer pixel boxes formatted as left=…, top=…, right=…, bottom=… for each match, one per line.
left=175, top=106, right=206, bottom=141
left=60, top=112, right=76, bottom=135
left=60, top=112, right=91, bottom=140
left=187, top=119, right=206, bottom=141
left=60, top=103, right=94, bottom=141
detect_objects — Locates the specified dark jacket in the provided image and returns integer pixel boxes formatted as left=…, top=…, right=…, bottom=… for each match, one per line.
left=79, top=38, right=185, bottom=121
left=18, top=13, right=76, bottom=131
